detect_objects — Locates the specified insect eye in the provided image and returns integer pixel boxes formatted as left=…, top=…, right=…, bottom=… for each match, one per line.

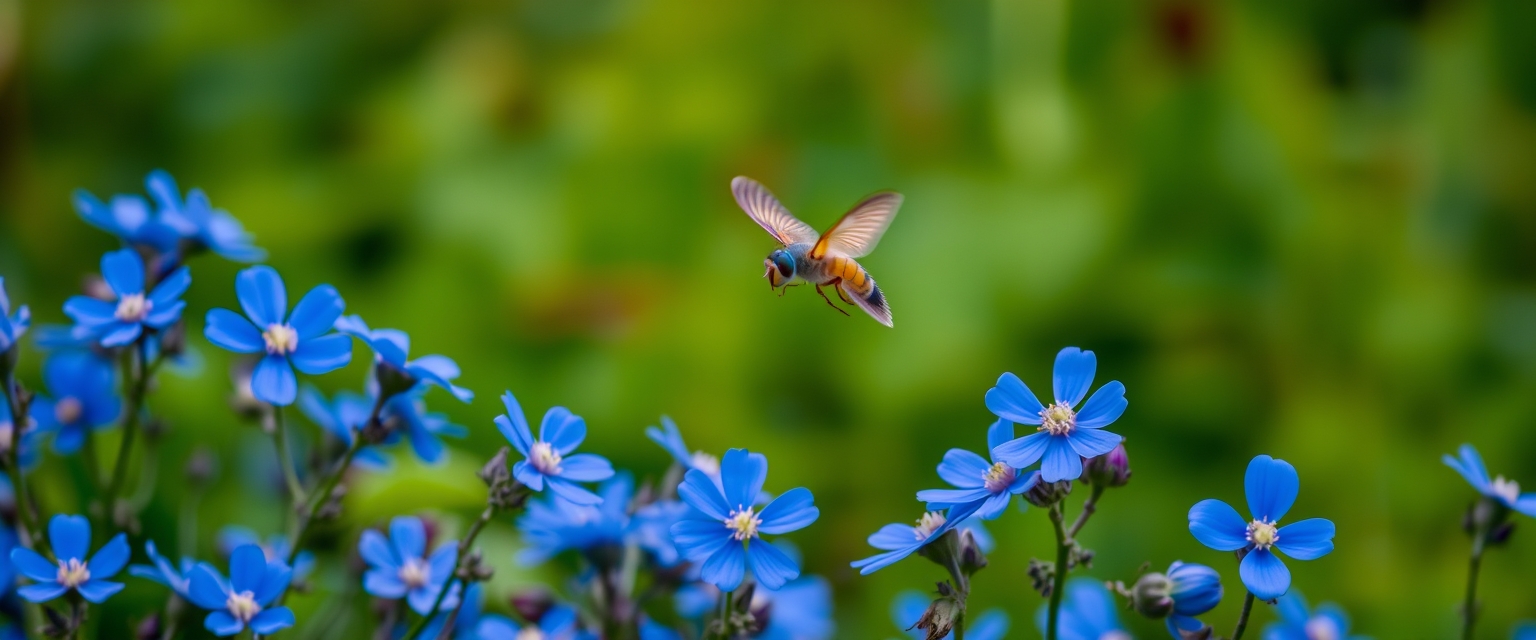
left=773, top=254, right=794, bottom=277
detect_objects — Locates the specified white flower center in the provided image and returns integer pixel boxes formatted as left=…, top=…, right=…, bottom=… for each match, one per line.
left=1101, top=633, right=1133, bottom=640
left=114, top=293, right=152, bottom=322
left=725, top=506, right=761, bottom=541
left=530, top=442, right=563, bottom=475
left=1304, top=617, right=1341, bottom=640
left=515, top=629, right=545, bottom=640
left=262, top=323, right=299, bottom=355
left=56, top=558, right=90, bottom=588
left=398, top=557, right=430, bottom=589
left=54, top=397, right=83, bottom=425
left=1247, top=518, right=1279, bottom=550
left=913, top=511, right=947, bottom=539
left=690, top=451, right=721, bottom=476
left=1492, top=476, right=1521, bottom=505
left=983, top=461, right=1016, bottom=493
left=1038, top=401, right=1076, bottom=436
left=226, top=590, right=262, bottom=623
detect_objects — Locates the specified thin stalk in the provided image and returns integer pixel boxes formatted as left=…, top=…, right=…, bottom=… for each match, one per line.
left=954, top=606, right=965, bottom=640
left=402, top=505, right=497, bottom=640
left=281, top=393, right=387, bottom=575
left=719, top=589, right=735, bottom=640
left=1067, top=484, right=1105, bottom=538
left=102, top=339, right=159, bottom=526
left=1231, top=592, right=1255, bottom=640
left=81, top=431, right=103, bottom=491
left=1, top=378, right=42, bottom=549
left=271, top=405, right=305, bottom=505
left=1461, top=537, right=1484, bottom=640
left=1046, top=502, right=1069, bottom=640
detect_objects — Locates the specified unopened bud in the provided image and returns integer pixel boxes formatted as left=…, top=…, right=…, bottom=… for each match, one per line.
left=1129, top=572, right=1174, bottom=619
left=1025, top=480, right=1073, bottom=508
left=1083, top=442, right=1131, bottom=487
left=512, top=588, right=555, bottom=622
left=1467, top=496, right=1512, bottom=535
left=1170, top=616, right=1214, bottom=640
left=374, top=360, right=417, bottom=401
left=958, top=529, right=988, bottom=575
left=916, top=529, right=961, bottom=573
left=1488, top=521, right=1516, bottom=546
left=910, top=596, right=962, bottom=640
left=158, top=321, right=187, bottom=359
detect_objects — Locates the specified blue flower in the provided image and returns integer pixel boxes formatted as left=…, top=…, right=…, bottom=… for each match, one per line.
left=0, top=526, right=16, bottom=596
left=379, top=389, right=466, bottom=465
left=893, top=590, right=1007, bottom=640
left=0, top=277, right=29, bottom=355
left=9, top=514, right=129, bottom=603
left=1035, top=579, right=1129, bottom=640
left=1444, top=444, right=1536, bottom=517
left=72, top=188, right=181, bottom=256
left=647, top=416, right=720, bottom=477
left=334, top=315, right=472, bottom=402
left=128, top=540, right=195, bottom=598
left=477, top=604, right=583, bottom=640
left=987, top=347, right=1128, bottom=482
left=358, top=516, right=460, bottom=615
left=417, top=584, right=521, bottom=640
left=495, top=391, right=615, bottom=506
left=916, top=420, right=1039, bottom=520
left=758, top=576, right=836, bottom=640
left=185, top=543, right=295, bottom=636
left=1515, top=622, right=1536, bottom=640
left=296, top=385, right=389, bottom=469
left=633, top=499, right=690, bottom=567
left=1164, top=561, right=1222, bottom=638
left=1261, top=591, right=1369, bottom=640
left=517, top=474, right=636, bottom=566
left=216, top=526, right=315, bottom=582
left=29, top=351, right=120, bottom=454
left=203, top=266, right=352, bottom=405
left=146, top=170, right=266, bottom=262
left=670, top=449, right=819, bottom=591
left=62, top=249, right=189, bottom=347
left=850, top=500, right=982, bottom=575
left=1188, top=455, right=1335, bottom=601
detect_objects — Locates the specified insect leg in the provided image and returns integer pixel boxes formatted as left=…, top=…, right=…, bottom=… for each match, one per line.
left=815, top=284, right=850, bottom=316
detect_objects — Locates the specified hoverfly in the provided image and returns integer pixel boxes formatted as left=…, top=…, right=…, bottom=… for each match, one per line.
left=731, top=176, right=902, bottom=327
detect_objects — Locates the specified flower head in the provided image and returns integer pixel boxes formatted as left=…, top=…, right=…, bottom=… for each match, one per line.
left=29, top=352, right=120, bottom=454
left=128, top=540, right=196, bottom=598
left=296, top=386, right=389, bottom=469
left=987, top=347, right=1128, bottom=482
left=1444, top=444, right=1536, bottom=518
left=671, top=449, right=819, bottom=591
left=185, top=544, right=295, bottom=636
left=1262, top=591, right=1368, bottom=640
left=146, top=170, right=266, bottom=262
left=334, top=315, right=473, bottom=402
left=496, top=391, right=614, bottom=505
left=0, top=277, right=29, bottom=357
left=1034, top=579, right=1131, bottom=640
left=216, top=526, right=315, bottom=583
left=203, top=266, right=352, bottom=405
left=892, top=590, right=1007, bottom=640
left=416, top=584, right=524, bottom=640
left=9, top=515, right=129, bottom=603
left=72, top=188, right=181, bottom=256
left=62, top=249, right=189, bottom=347
left=517, top=474, right=654, bottom=566
left=358, top=516, right=460, bottom=615
left=377, top=389, right=467, bottom=465
left=647, top=416, right=721, bottom=476
left=1187, top=455, right=1336, bottom=600
left=475, top=603, right=583, bottom=640
left=850, top=500, right=982, bottom=575
left=917, top=420, right=1040, bottom=520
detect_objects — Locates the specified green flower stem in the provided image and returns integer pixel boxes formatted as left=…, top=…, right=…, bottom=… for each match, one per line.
left=402, top=504, right=498, bottom=640
left=1068, top=483, right=1105, bottom=538
left=954, top=607, right=966, bottom=640
left=1231, top=592, right=1255, bottom=640
left=270, top=404, right=306, bottom=506
left=1, top=377, right=42, bottom=550
left=1046, top=502, right=1069, bottom=640
left=102, top=338, right=162, bottom=527
left=1461, top=536, right=1484, bottom=640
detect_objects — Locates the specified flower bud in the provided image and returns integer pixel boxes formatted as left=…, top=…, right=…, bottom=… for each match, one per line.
left=910, top=595, right=962, bottom=640
left=957, top=528, right=988, bottom=575
left=374, top=360, right=417, bottom=401
left=1083, top=442, right=1132, bottom=487
left=1129, top=572, right=1175, bottom=619
left=1467, top=495, right=1512, bottom=536
left=1168, top=615, right=1214, bottom=640
left=1025, top=479, right=1073, bottom=507
left=158, top=321, right=187, bottom=360
left=1167, top=561, right=1222, bottom=616
left=1488, top=521, right=1516, bottom=547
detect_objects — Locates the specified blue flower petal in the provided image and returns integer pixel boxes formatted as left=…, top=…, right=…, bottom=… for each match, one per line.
left=974, top=491, right=1014, bottom=520
left=1275, top=591, right=1309, bottom=625
left=364, top=569, right=408, bottom=598
left=670, top=519, right=732, bottom=559
left=235, top=266, right=287, bottom=328
left=678, top=469, right=731, bottom=521
left=205, top=309, right=263, bottom=353
left=1245, top=455, right=1299, bottom=522
left=867, top=524, right=919, bottom=551
left=1239, top=548, right=1291, bottom=600
left=1275, top=518, right=1335, bottom=560
left=721, top=449, right=768, bottom=510
left=289, top=333, right=352, bottom=374
left=10, top=548, right=58, bottom=582
left=936, top=449, right=990, bottom=489
left=1052, top=347, right=1096, bottom=406
left=1074, top=381, right=1126, bottom=428
left=187, top=565, right=231, bottom=610
left=540, top=407, right=587, bottom=455
left=149, top=267, right=192, bottom=309
left=1516, top=494, right=1536, bottom=518
left=547, top=478, right=604, bottom=506
left=757, top=487, right=819, bottom=534
left=700, top=540, right=747, bottom=591
left=63, top=297, right=117, bottom=327
left=746, top=540, right=800, bottom=590
left=255, top=563, right=293, bottom=606
left=1444, top=444, right=1491, bottom=494
left=1065, top=428, right=1121, bottom=459
left=851, top=548, right=913, bottom=574
left=204, top=610, right=244, bottom=637
left=99, top=322, right=143, bottom=348
left=49, top=514, right=91, bottom=562
left=985, top=373, right=1044, bottom=425
left=1188, top=499, right=1249, bottom=551
left=915, top=487, right=991, bottom=508
left=251, top=355, right=297, bottom=405
left=75, top=579, right=124, bottom=603
left=390, top=518, right=427, bottom=560
left=985, top=419, right=1014, bottom=453
left=358, top=529, right=396, bottom=569
left=1039, top=436, right=1081, bottom=483
left=559, top=454, right=615, bottom=482
left=992, top=431, right=1051, bottom=469
left=250, top=608, right=295, bottom=635
left=287, top=285, right=344, bottom=340
left=228, top=545, right=267, bottom=593
left=144, top=301, right=186, bottom=328
left=17, top=583, right=68, bottom=603
left=512, top=460, right=545, bottom=491
left=101, top=248, right=145, bottom=297
left=87, top=533, right=130, bottom=578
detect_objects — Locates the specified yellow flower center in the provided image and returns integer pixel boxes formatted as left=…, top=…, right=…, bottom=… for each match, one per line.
left=1038, top=401, right=1076, bottom=436
left=397, top=557, right=430, bottom=589
left=54, top=397, right=83, bottom=425
left=1247, top=519, right=1279, bottom=550
left=55, top=558, right=90, bottom=589
left=226, top=590, right=262, bottom=623
left=725, top=506, right=761, bottom=541
left=530, top=442, right=563, bottom=475
left=983, top=462, right=1016, bottom=493
left=114, top=293, right=152, bottom=322
left=262, top=323, right=299, bottom=355
left=913, top=511, right=947, bottom=539
left=1492, top=476, right=1521, bottom=505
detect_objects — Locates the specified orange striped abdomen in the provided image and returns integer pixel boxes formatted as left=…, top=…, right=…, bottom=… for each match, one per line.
left=825, top=256, right=872, bottom=295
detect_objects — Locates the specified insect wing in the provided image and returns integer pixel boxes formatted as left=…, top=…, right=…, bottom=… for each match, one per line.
left=810, top=191, right=902, bottom=259
left=731, top=177, right=820, bottom=246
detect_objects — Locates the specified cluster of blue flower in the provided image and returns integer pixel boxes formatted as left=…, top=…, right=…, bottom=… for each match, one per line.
left=0, top=171, right=1532, bottom=639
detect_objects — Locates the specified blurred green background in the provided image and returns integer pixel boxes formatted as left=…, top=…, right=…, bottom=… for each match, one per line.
left=3, top=0, right=1536, bottom=637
